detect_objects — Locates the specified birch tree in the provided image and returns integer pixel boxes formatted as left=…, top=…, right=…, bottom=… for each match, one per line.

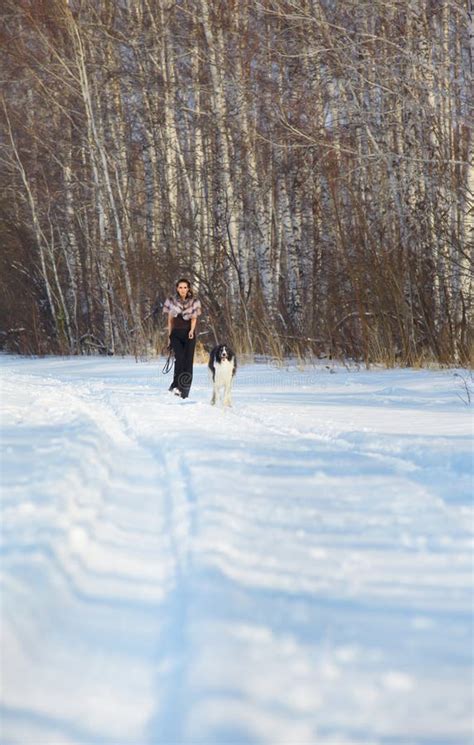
left=1, top=0, right=471, bottom=363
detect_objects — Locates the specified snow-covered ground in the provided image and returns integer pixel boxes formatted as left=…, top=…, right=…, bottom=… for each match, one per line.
left=0, top=355, right=472, bottom=745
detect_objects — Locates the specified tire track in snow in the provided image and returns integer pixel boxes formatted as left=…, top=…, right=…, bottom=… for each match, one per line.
left=88, top=386, right=201, bottom=744
left=1, top=374, right=178, bottom=743
left=149, top=441, right=198, bottom=744
left=226, top=402, right=421, bottom=476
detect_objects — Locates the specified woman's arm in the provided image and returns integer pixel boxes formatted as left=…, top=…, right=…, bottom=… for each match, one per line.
left=163, top=298, right=173, bottom=345
left=166, top=316, right=173, bottom=350
left=189, top=298, right=201, bottom=339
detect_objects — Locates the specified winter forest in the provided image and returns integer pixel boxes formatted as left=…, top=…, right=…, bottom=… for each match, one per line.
left=1, top=0, right=473, bottom=364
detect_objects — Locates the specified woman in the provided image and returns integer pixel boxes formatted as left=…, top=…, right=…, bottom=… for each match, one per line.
left=163, top=278, right=202, bottom=399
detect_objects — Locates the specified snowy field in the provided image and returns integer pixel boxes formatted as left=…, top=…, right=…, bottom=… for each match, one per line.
left=0, top=354, right=472, bottom=745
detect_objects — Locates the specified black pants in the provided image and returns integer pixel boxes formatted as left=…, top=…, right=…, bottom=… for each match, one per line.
left=169, top=329, right=196, bottom=398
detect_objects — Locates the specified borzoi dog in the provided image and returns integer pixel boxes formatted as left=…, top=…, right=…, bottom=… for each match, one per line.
left=208, top=344, right=237, bottom=407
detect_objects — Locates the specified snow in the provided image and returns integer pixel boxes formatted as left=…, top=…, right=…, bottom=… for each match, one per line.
left=0, top=355, right=472, bottom=745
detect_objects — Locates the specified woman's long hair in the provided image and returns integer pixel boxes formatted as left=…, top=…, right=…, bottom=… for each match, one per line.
left=175, top=278, right=193, bottom=299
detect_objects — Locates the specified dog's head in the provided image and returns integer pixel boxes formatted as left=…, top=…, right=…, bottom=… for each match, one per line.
left=216, top=344, right=233, bottom=363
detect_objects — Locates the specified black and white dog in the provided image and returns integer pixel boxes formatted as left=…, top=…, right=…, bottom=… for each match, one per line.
left=208, top=344, right=237, bottom=407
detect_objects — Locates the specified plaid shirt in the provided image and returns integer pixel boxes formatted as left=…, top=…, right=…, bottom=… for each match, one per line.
left=162, top=295, right=202, bottom=320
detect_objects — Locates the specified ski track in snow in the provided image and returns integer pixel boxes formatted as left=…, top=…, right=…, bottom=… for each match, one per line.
left=0, top=356, right=472, bottom=745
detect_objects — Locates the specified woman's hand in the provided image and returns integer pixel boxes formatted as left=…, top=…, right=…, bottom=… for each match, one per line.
left=188, top=330, right=194, bottom=340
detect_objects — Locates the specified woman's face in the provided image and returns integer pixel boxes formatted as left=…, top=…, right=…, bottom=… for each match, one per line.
left=177, top=282, right=189, bottom=300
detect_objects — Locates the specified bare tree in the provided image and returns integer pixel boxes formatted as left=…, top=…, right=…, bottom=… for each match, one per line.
left=0, top=0, right=471, bottom=363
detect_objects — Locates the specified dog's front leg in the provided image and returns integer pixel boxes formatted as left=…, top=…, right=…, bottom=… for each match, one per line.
left=211, top=385, right=217, bottom=405
left=223, top=382, right=232, bottom=407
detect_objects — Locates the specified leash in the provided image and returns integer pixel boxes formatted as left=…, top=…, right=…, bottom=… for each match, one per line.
left=162, top=348, right=174, bottom=374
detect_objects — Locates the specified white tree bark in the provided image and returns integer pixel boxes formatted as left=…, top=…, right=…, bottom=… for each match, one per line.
left=199, top=0, right=240, bottom=298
